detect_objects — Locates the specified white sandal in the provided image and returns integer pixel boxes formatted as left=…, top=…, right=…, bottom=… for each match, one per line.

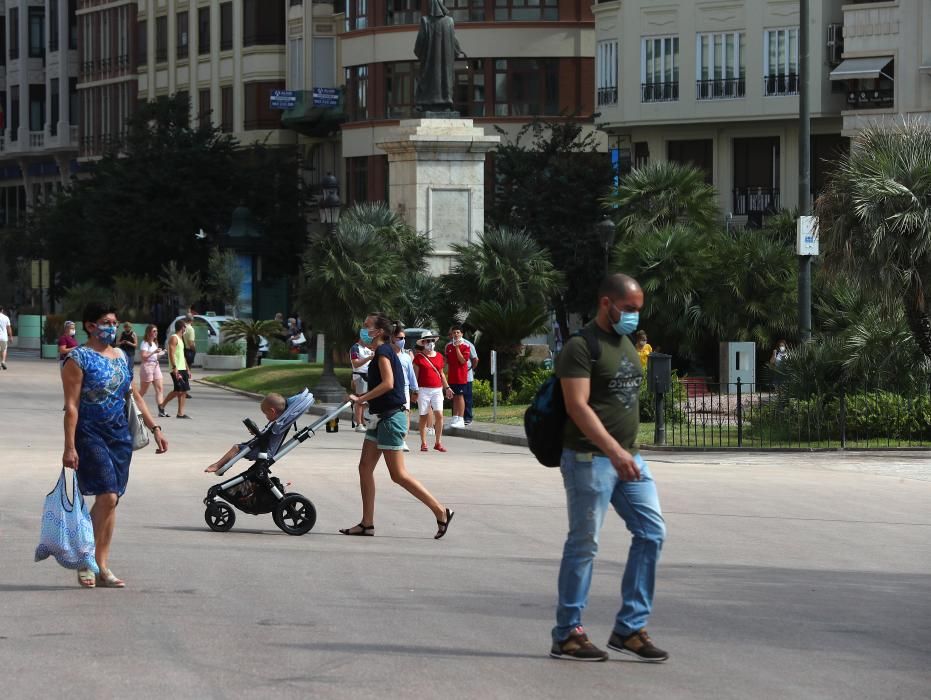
left=77, top=568, right=96, bottom=588
left=96, top=568, right=125, bottom=588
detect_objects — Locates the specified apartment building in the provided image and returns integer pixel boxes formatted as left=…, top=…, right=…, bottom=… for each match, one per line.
left=0, top=0, right=81, bottom=226
left=593, top=0, right=850, bottom=221
left=76, top=0, right=138, bottom=160
left=337, top=0, right=600, bottom=204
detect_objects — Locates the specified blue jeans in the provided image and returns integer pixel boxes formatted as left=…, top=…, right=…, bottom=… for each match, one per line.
left=553, top=450, right=665, bottom=642
left=463, top=381, right=473, bottom=423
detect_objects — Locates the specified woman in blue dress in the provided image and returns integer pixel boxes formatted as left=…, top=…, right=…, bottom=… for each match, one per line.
left=62, top=303, right=168, bottom=588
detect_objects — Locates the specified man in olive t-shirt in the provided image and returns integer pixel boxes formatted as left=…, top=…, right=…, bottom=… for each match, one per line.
left=549, top=273, right=668, bottom=664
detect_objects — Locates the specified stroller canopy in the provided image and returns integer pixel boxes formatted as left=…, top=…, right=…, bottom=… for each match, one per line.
left=271, top=389, right=315, bottom=435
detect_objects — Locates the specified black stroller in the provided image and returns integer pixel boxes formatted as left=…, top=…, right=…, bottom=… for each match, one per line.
left=203, top=389, right=351, bottom=535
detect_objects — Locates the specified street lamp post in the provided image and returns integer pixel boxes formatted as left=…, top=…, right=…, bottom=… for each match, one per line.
left=312, top=173, right=348, bottom=404
left=595, top=216, right=617, bottom=277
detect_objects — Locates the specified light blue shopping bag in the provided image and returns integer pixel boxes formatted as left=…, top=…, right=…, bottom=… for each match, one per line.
left=34, top=469, right=99, bottom=574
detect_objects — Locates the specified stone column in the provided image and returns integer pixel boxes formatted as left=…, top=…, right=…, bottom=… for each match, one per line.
left=376, top=118, right=499, bottom=275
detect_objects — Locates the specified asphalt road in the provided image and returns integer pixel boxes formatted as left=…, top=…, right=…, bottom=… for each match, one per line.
left=1, top=353, right=929, bottom=699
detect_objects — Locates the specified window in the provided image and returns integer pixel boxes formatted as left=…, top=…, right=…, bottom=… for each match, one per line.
left=9, top=8, right=19, bottom=60
left=346, top=156, right=369, bottom=204
left=244, top=81, right=285, bottom=129
left=69, top=78, right=78, bottom=125
left=385, top=61, right=416, bottom=118
left=155, top=15, right=168, bottom=62
left=221, top=85, right=233, bottom=131
left=346, top=0, right=368, bottom=31
left=597, top=39, right=618, bottom=106
left=0, top=17, right=6, bottom=66
left=345, top=65, right=368, bottom=120
left=446, top=0, right=484, bottom=22
left=49, top=0, right=59, bottom=52
left=667, top=139, right=713, bottom=183
left=199, top=88, right=211, bottom=125
left=313, top=37, right=335, bottom=88
left=696, top=32, right=745, bottom=99
left=28, top=8, right=45, bottom=58
left=763, top=28, right=799, bottom=96
left=177, top=11, right=189, bottom=59
left=289, top=37, right=303, bottom=88
left=495, top=0, right=557, bottom=21
left=29, top=84, right=46, bottom=132
left=386, top=0, right=420, bottom=26
left=641, top=36, right=679, bottom=102
left=243, top=0, right=285, bottom=46
left=198, top=7, right=210, bottom=55
left=454, top=58, right=484, bottom=116
left=494, top=59, right=558, bottom=116
left=69, top=0, right=77, bottom=50
left=220, top=3, right=233, bottom=51
left=10, top=86, right=19, bottom=140
left=137, top=20, right=148, bottom=65
left=50, top=78, right=60, bottom=136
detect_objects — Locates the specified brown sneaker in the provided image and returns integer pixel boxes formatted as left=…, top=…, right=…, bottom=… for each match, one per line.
left=550, top=626, right=608, bottom=661
left=606, top=629, right=669, bottom=663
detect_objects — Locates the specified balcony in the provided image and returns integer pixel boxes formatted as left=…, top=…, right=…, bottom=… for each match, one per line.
left=641, top=82, right=678, bottom=103
left=597, top=86, right=617, bottom=106
left=733, top=187, right=780, bottom=216
left=763, top=74, right=799, bottom=97
left=696, top=78, right=745, bottom=100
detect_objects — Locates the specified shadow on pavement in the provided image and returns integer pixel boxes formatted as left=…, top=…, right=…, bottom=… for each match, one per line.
left=275, top=641, right=545, bottom=661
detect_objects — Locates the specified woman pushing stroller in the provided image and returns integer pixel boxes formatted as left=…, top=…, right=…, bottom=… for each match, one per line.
left=341, top=313, right=453, bottom=539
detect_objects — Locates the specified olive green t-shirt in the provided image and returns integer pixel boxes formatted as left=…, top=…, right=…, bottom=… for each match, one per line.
left=555, top=323, right=642, bottom=455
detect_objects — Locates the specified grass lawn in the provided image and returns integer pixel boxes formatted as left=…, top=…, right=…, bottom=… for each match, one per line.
left=203, top=363, right=353, bottom=397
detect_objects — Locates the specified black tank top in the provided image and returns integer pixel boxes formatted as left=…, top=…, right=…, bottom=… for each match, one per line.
left=367, top=344, right=406, bottom=414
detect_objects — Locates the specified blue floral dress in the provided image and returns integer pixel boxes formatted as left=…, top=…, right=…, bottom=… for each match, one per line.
left=66, top=346, right=133, bottom=496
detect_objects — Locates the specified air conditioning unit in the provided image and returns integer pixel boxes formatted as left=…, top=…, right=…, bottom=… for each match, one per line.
left=827, top=23, right=844, bottom=66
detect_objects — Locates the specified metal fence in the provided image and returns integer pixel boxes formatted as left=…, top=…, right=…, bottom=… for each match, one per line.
left=649, top=378, right=931, bottom=449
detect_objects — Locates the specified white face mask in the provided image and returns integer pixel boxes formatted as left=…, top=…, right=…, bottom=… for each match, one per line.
left=779, top=345, right=786, bottom=352
left=424, top=342, right=435, bottom=352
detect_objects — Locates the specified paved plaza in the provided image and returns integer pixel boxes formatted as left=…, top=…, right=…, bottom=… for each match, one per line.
left=1, top=352, right=929, bottom=699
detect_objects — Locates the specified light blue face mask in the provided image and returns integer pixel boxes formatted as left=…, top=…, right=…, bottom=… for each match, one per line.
left=611, top=306, right=639, bottom=336
left=359, top=327, right=374, bottom=345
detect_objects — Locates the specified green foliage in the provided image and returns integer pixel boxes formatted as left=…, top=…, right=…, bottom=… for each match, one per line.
left=61, top=282, right=111, bottom=322
left=207, top=342, right=245, bottom=356
left=220, top=318, right=281, bottom=368
left=112, top=274, right=160, bottom=322
left=488, top=120, right=614, bottom=320
left=511, top=364, right=554, bottom=405
left=465, top=300, right=549, bottom=394
left=44, top=314, right=65, bottom=344
left=471, top=379, right=502, bottom=408
left=266, top=339, right=292, bottom=360
left=395, top=273, right=455, bottom=331
left=159, top=261, right=203, bottom=311
left=207, top=248, right=244, bottom=310
left=605, top=161, right=720, bottom=236
left=638, top=373, right=686, bottom=424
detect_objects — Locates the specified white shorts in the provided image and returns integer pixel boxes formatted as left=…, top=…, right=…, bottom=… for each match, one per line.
left=417, top=387, right=443, bottom=415
left=352, top=374, right=368, bottom=394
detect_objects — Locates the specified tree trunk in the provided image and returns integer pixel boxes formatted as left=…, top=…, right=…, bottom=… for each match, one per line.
left=904, top=282, right=931, bottom=362
left=246, top=339, right=258, bottom=368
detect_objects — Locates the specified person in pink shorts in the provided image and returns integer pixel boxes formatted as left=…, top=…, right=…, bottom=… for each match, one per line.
left=138, top=324, right=168, bottom=417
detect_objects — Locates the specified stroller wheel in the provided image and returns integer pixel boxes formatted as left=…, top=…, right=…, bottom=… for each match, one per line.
left=273, top=494, right=317, bottom=536
left=205, top=502, right=235, bottom=532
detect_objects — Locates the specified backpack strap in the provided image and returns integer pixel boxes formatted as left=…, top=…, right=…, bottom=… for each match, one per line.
left=573, top=326, right=602, bottom=364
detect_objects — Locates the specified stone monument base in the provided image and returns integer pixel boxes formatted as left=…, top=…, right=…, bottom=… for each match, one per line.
left=377, top=119, right=500, bottom=275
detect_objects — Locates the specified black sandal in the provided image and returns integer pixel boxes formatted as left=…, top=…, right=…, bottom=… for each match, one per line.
left=434, top=509, right=454, bottom=540
left=339, top=522, right=374, bottom=536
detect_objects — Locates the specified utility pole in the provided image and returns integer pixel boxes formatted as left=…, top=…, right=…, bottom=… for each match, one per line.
left=798, top=0, right=813, bottom=342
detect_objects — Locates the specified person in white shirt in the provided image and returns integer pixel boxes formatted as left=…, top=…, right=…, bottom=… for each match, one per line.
left=461, top=336, right=478, bottom=425
left=350, top=338, right=374, bottom=431
left=0, top=305, right=12, bottom=370
left=392, top=325, right=419, bottom=452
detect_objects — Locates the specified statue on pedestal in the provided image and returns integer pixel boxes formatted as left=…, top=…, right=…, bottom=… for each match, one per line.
left=414, top=0, right=467, bottom=114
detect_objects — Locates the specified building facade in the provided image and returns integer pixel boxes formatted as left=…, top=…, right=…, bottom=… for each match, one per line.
left=593, top=0, right=852, bottom=221
left=337, top=0, right=600, bottom=204
left=0, top=0, right=81, bottom=227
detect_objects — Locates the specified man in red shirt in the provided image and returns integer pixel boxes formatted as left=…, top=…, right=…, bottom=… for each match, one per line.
left=444, top=324, right=471, bottom=429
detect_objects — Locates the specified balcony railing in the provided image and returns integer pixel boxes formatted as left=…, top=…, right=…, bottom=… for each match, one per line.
left=696, top=78, right=745, bottom=100
left=733, top=187, right=780, bottom=216
left=763, top=74, right=799, bottom=96
left=641, top=82, right=678, bottom=103
left=846, top=87, right=893, bottom=109
left=29, top=131, right=45, bottom=148
left=597, top=86, right=618, bottom=106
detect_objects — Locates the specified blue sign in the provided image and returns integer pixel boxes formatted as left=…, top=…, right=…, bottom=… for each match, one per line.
left=270, top=90, right=297, bottom=110
left=312, top=87, right=340, bottom=107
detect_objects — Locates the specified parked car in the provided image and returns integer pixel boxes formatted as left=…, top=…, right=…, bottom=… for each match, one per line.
left=169, top=314, right=269, bottom=356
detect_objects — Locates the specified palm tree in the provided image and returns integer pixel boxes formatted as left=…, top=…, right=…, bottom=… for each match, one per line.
left=465, top=300, right=550, bottom=393
left=443, top=225, right=564, bottom=310
left=159, top=261, right=203, bottom=316
left=220, top=318, right=282, bottom=368
left=299, top=202, right=430, bottom=400
left=818, top=121, right=931, bottom=361
left=604, top=161, right=720, bottom=236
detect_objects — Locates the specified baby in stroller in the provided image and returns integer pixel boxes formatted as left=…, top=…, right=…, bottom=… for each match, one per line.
left=205, top=393, right=286, bottom=473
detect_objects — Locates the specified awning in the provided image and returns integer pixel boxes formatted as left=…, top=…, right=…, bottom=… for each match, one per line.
left=830, top=56, right=894, bottom=81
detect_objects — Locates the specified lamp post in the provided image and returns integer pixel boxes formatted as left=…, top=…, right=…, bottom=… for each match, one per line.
left=312, top=173, right=348, bottom=404
left=595, top=216, right=617, bottom=277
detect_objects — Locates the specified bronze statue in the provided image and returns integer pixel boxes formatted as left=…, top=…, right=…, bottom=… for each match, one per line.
left=414, top=0, right=467, bottom=113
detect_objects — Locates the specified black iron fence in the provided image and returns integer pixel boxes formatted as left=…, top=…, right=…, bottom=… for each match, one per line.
left=649, top=379, right=931, bottom=449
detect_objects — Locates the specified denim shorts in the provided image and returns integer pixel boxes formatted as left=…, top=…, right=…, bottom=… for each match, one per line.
left=364, top=410, right=408, bottom=450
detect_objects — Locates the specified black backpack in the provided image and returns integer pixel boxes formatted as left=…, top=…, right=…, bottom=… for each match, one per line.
left=524, top=328, right=601, bottom=467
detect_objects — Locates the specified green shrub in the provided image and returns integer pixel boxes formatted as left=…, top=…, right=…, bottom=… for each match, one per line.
left=267, top=339, right=291, bottom=360
left=512, top=365, right=553, bottom=404
left=207, top=342, right=244, bottom=356
left=471, top=379, right=503, bottom=407
left=639, top=372, right=686, bottom=423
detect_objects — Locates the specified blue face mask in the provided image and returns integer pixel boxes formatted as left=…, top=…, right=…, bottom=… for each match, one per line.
left=359, top=328, right=374, bottom=345
left=95, top=324, right=118, bottom=344
left=611, top=307, right=639, bottom=336
left=394, top=338, right=406, bottom=350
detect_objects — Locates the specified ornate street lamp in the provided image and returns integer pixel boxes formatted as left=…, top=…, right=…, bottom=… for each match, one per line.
left=318, top=172, right=342, bottom=232
left=595, top=216, right=617, bottom=276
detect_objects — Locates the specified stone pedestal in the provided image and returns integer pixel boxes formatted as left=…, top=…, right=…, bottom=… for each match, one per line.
left=377, top=119, right=500, bottom=275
